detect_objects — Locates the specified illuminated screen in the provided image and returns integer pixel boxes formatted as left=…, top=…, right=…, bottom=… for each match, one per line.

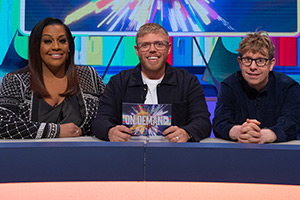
left=20, top=0, right=299, bottom=36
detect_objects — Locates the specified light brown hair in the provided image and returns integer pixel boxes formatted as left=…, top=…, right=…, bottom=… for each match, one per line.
left=237, top=31, right=275, bottom=59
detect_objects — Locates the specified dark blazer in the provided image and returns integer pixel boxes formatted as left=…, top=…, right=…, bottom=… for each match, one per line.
left=213, top=71, right=300, bottom=142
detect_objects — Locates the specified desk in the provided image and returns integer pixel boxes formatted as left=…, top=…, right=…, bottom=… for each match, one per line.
left=145, top=142, right=300, bottom=184
left=0, top=139, right=144, bottom=183
left=0, top=137, right=300, bottom=185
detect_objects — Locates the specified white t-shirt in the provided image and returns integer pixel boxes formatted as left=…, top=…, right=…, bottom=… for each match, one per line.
left=141, top=73, right=163, bottom=104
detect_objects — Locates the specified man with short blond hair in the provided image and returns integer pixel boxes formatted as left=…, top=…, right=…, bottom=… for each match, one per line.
left=92, top=23, right=211, bottom=142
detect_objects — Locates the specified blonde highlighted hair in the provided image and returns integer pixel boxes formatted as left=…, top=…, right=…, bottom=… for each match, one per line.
left=136, top=23, right=169, bottom=43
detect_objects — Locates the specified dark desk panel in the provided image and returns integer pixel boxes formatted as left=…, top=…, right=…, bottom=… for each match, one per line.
left=145, top=143, right=300, bottom=185
left=0, top=142, right=144, bottom=183
left=1, top=138, right=300, bottom=184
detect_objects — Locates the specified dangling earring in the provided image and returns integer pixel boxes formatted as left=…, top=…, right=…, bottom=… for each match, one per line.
left=66, top=49, right=70, bottom=60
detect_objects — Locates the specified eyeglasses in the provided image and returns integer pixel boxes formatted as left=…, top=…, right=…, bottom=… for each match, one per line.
left=137, top=41, right=169, bottom=52
left=240, top=57, right=271, bottom=67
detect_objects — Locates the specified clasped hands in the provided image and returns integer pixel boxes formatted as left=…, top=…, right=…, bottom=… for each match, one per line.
left=108, top=125, right=191, bottom=142
left=229, top=119, right=277, bottom=144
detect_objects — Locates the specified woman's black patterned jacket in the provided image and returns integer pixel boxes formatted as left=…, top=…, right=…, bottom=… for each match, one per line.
left=0, top=65, right=105, bottom=139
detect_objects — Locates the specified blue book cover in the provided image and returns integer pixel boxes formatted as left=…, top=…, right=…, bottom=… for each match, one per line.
left=122, top=103, right=172, bottom=136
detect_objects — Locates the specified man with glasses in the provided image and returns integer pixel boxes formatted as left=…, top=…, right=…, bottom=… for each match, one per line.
left=213, top=31, right=300, bottom=143
left=92, top=23, right=211, bottom=142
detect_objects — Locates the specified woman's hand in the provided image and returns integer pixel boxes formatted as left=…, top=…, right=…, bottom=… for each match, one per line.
left=59, top=123, right=82, bottom=138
